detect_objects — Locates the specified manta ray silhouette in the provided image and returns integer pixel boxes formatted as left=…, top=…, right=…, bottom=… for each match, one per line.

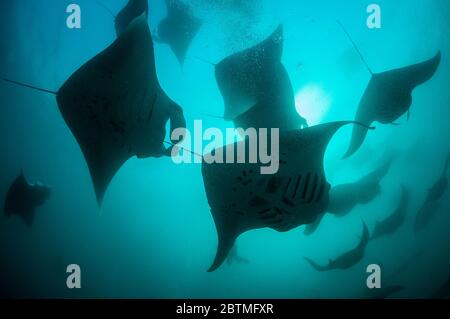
left=214, top=25, right=307, bottom=130
left=155, top=0, right=202, bottom=65
left=202, top=121, right=374, bottom=272
left=304, top=158, right=391, bottom=236
left=414, top=153, right=450, bottom=232
left=2, top=15, right=186, bottom=205
left=338, top=22, right=441, bottom=158
left=304, top=221, right=370, bottom=272
left=328, top=158, right=392, bottom=216
left=4, top=170, right=51, bottom=227
left=371, top=185, right=409, bottom=240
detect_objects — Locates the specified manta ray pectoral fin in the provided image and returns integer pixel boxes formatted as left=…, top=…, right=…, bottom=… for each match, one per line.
left=404, top=51, right=441, bottom=88
left=342, top=109, right=376, bottom=159
left=208, top=213, right=240, bottom=272
left=304, top=214, right=325, bottom=236
left=305, top=121, right=375, bottom=160
left=304, top=257, right=328, bottom=272
left=162, top=100, right=187, bottom=157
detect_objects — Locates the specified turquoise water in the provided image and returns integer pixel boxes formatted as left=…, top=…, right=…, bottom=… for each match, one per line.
left=0, top=0, right=449, bottom=298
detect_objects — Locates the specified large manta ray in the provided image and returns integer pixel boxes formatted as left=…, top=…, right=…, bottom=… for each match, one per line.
left=338, top=23, right=441, bottom=158
left=304, top=221, right=370, bottom=272
left=2, top=15, right=186, bottom=205
left=414, top=153, right=450, bottom=232
left=155, top=0, right=202, bottom=65
left=214, top=25, right=307, bottom=130
left=202, top=121, right=373, bottom=272
left=4, top=171, right=51, bottom=227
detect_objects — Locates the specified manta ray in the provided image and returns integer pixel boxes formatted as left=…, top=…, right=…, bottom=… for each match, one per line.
left=304, top=158, right=391, bottom=236
left=328, top=158, right=391, bottom=216
left=154, top=0, right=202, bottom=65
left=2, top=15, right=186, bottom=205
left=414, top=153, right=450, bottom=232
left=338, top=23, right=441, bottom=158
left=214, top=25, right=307, bottom=130
left=371, top=185, right=409, bottom=240
left=4, top=170, right=51, bottom=227
left=304, top=221, right=370, bottom=272
left=202, top=121, right=374, bottom=272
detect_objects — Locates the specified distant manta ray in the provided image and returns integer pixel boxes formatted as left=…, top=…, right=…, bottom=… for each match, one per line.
left=414, top=153, right=450, bottom=232
left=4, top=170, right=51, bottom=227
left=304, top=158, right=392, bottom=236
left=154, top=0, right=202, bottom=66
left=2, top=15, right=186, bottom=205
left=304, top=221, right=370, bottom=272
left=338, top=22, right=441, bottom=158
left=371, top=185, right=409, bottom=240
left=213, top=25, right=308, bottom=130
left=202, top=121, right=374, bottom=272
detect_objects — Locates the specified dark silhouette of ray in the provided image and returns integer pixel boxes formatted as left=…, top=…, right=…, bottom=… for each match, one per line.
left=202, top=121, right=374, bottom=272
left=115, top=0, right=149, bottom=37
left=328, top=158, right=392, bottom=217
left=414, top=153, right=450, bottom=232
left=304, top=158, right=391, bottom=236
left=304, top=221, right=369, bottom=272
left=214, top=25, right=307, bottom=129
left=338, top=22, right=441, bottom=158
left=2, top=15, right=186, bottom=205
left=371, top=185, right=409, bottom=239
left=155, top=0, right=202, bottom=65
left=4, top=170, right=51, bottom=227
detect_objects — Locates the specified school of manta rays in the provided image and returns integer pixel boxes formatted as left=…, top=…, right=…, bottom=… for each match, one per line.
left=2, top=0, right=449, bottom=285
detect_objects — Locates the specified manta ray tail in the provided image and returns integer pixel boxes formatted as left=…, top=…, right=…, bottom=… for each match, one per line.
left=1, top=78, right=58, bottom=95
left=337, top=21, right=373, bottom=75
left=194, top=56, right=217, bottom=66
left=304, top=257, right=328, bottom=272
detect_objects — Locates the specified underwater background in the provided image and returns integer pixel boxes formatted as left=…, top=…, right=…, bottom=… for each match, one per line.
left=0, top=0, right=449, bottom=298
